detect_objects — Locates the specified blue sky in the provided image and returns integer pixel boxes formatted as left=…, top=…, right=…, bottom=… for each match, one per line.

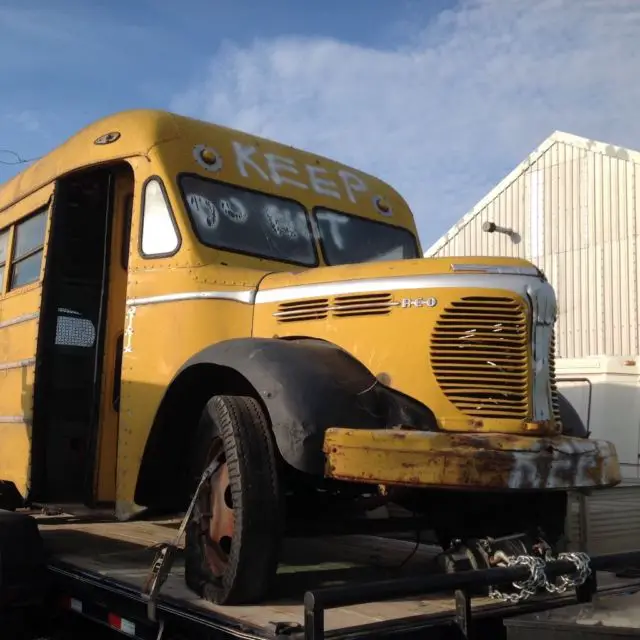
left=2, top=0, right=639, bottom=246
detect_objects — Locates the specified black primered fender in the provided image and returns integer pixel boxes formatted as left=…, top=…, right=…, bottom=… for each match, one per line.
left=180, top=337, right=437, bottom=476
left=557, top=391, right=589, bottom=438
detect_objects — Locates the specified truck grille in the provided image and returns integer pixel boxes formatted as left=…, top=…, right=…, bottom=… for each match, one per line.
left=274, top=293, right=394, bottom=323
left=430, top=296, right=529, bottom=419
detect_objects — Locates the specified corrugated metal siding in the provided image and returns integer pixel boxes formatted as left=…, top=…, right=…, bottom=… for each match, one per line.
left=566, top=485, right=640, bottom=555
left=429, top=141, right=640, bottom=359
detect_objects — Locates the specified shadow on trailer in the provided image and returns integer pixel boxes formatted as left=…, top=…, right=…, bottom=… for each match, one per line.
left=34, top=516, right=640, bottom=640
left=4, top=507, right=640, bottom=639
left=44, top=547, right=640, bottom=640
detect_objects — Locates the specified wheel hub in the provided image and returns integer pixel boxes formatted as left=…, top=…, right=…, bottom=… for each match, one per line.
left=199, top=442, right=235, bottom=577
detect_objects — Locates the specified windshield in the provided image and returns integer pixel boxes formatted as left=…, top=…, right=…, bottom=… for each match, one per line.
left=314, top=208, right=419, bottom=265
left=179, top=174, right=318, bottom=266
left=179, top=175, right=419, bottom=267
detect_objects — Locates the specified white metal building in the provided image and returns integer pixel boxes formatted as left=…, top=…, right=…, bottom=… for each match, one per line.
left=426, top=132, right=640, bottom=482
left=425, top=131, right=640, bottom=360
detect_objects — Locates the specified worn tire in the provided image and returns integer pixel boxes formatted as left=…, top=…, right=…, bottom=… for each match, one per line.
left=184, top=395, right=284, bottom=605
left=557, top=391, right=588, bottom=438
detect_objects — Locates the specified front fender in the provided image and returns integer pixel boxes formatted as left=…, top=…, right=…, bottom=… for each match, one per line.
left=180, top=338, right=436, bottom=475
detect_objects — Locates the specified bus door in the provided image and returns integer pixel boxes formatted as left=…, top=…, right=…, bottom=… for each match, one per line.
left=32, top=164, right=133, bottom=506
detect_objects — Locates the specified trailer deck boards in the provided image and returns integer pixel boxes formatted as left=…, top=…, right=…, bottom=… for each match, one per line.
left=505, top=590, right=640, bottom=639
left=33, top=512, right=640, bottom=637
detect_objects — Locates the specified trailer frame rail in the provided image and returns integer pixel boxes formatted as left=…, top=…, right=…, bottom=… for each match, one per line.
left=303, top=550, right=640, bottom=640
left=42, top=550, right=640, bottom=640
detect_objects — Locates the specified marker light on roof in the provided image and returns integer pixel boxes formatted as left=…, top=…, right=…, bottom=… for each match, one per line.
left=94, top=131, right=121, bottom=145
left=200, top=149, right=218, bottom=165
left=193, top=144, right=223, bottom=172
left=373, top=195, right=393, bottom=217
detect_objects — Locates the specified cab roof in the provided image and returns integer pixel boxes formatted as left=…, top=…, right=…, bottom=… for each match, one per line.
left=0, top=109, right=404, bottom=215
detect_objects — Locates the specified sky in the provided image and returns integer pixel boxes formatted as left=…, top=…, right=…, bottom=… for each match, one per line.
left=1, top=0, right=639, bottom=247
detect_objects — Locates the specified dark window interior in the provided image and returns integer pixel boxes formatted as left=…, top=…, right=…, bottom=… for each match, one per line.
left=33, top=169, right=113, bottom=503
left=314, top=208, right=420, bottom=265
left=179, top=174, right=317, bottom=266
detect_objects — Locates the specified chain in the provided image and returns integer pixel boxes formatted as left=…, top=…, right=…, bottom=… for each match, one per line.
left=489, top=554, right=546, bottom=603
left=488, top=550, right=592, bottom=604
left=543, top=551, right=592, bottom=594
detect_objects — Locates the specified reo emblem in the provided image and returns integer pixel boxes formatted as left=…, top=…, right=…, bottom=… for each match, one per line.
left=400, top=297, right=438, bottom=309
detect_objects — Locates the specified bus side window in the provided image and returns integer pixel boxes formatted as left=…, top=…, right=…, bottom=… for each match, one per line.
left=9, top=209, right=48, bottom=290
left=0, top=229, right=9, bottom=293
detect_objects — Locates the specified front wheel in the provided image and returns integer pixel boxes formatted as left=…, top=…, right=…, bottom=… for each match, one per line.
left=184, top=395, right=284, bottom=605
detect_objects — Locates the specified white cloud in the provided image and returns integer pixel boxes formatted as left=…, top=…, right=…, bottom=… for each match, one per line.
left=8, top=110, right=41, bottom=133
left=172, top=0, right=640, bottom=247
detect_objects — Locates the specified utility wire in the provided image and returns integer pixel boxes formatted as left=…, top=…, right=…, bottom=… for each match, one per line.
left=0, top=149, right=40, bottom=166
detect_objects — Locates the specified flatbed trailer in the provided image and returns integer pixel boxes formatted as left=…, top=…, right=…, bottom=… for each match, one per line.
left=23, top=511, right=640, bottom=640
left=506, top=590, right=640, bottom=639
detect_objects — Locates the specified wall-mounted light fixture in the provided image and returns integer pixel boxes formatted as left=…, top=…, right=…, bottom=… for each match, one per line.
left=482, top=221, right=516, bottom=237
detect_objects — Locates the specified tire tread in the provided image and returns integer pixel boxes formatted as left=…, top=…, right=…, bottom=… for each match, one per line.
left=184, top=395, right=283, bottom=605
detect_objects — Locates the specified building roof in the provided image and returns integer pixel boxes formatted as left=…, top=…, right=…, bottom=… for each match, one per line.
left=424, top=130, right=640, bottom=257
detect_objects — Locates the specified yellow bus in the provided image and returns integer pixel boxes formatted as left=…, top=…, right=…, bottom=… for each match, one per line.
left=0, top=109, right=620, bottom=605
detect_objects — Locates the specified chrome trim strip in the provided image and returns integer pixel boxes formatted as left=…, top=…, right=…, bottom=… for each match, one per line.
left=273, top=300, right=399, bottom=318
left=255, top=273, right=542, bottom=305
left=126, top=290, right=256, bottom=307
left=0, top=415, right=30, bottom=424
left=450, top=263, right=540, bottom=276
left=122, top=272, right=544, bottom=309
left=0, top=311, right=39, bottom=330
left=0, top=358, right=36, bottom=371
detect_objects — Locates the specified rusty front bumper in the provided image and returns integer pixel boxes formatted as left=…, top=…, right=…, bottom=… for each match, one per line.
left=323, top=428, right=621, bottom=491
